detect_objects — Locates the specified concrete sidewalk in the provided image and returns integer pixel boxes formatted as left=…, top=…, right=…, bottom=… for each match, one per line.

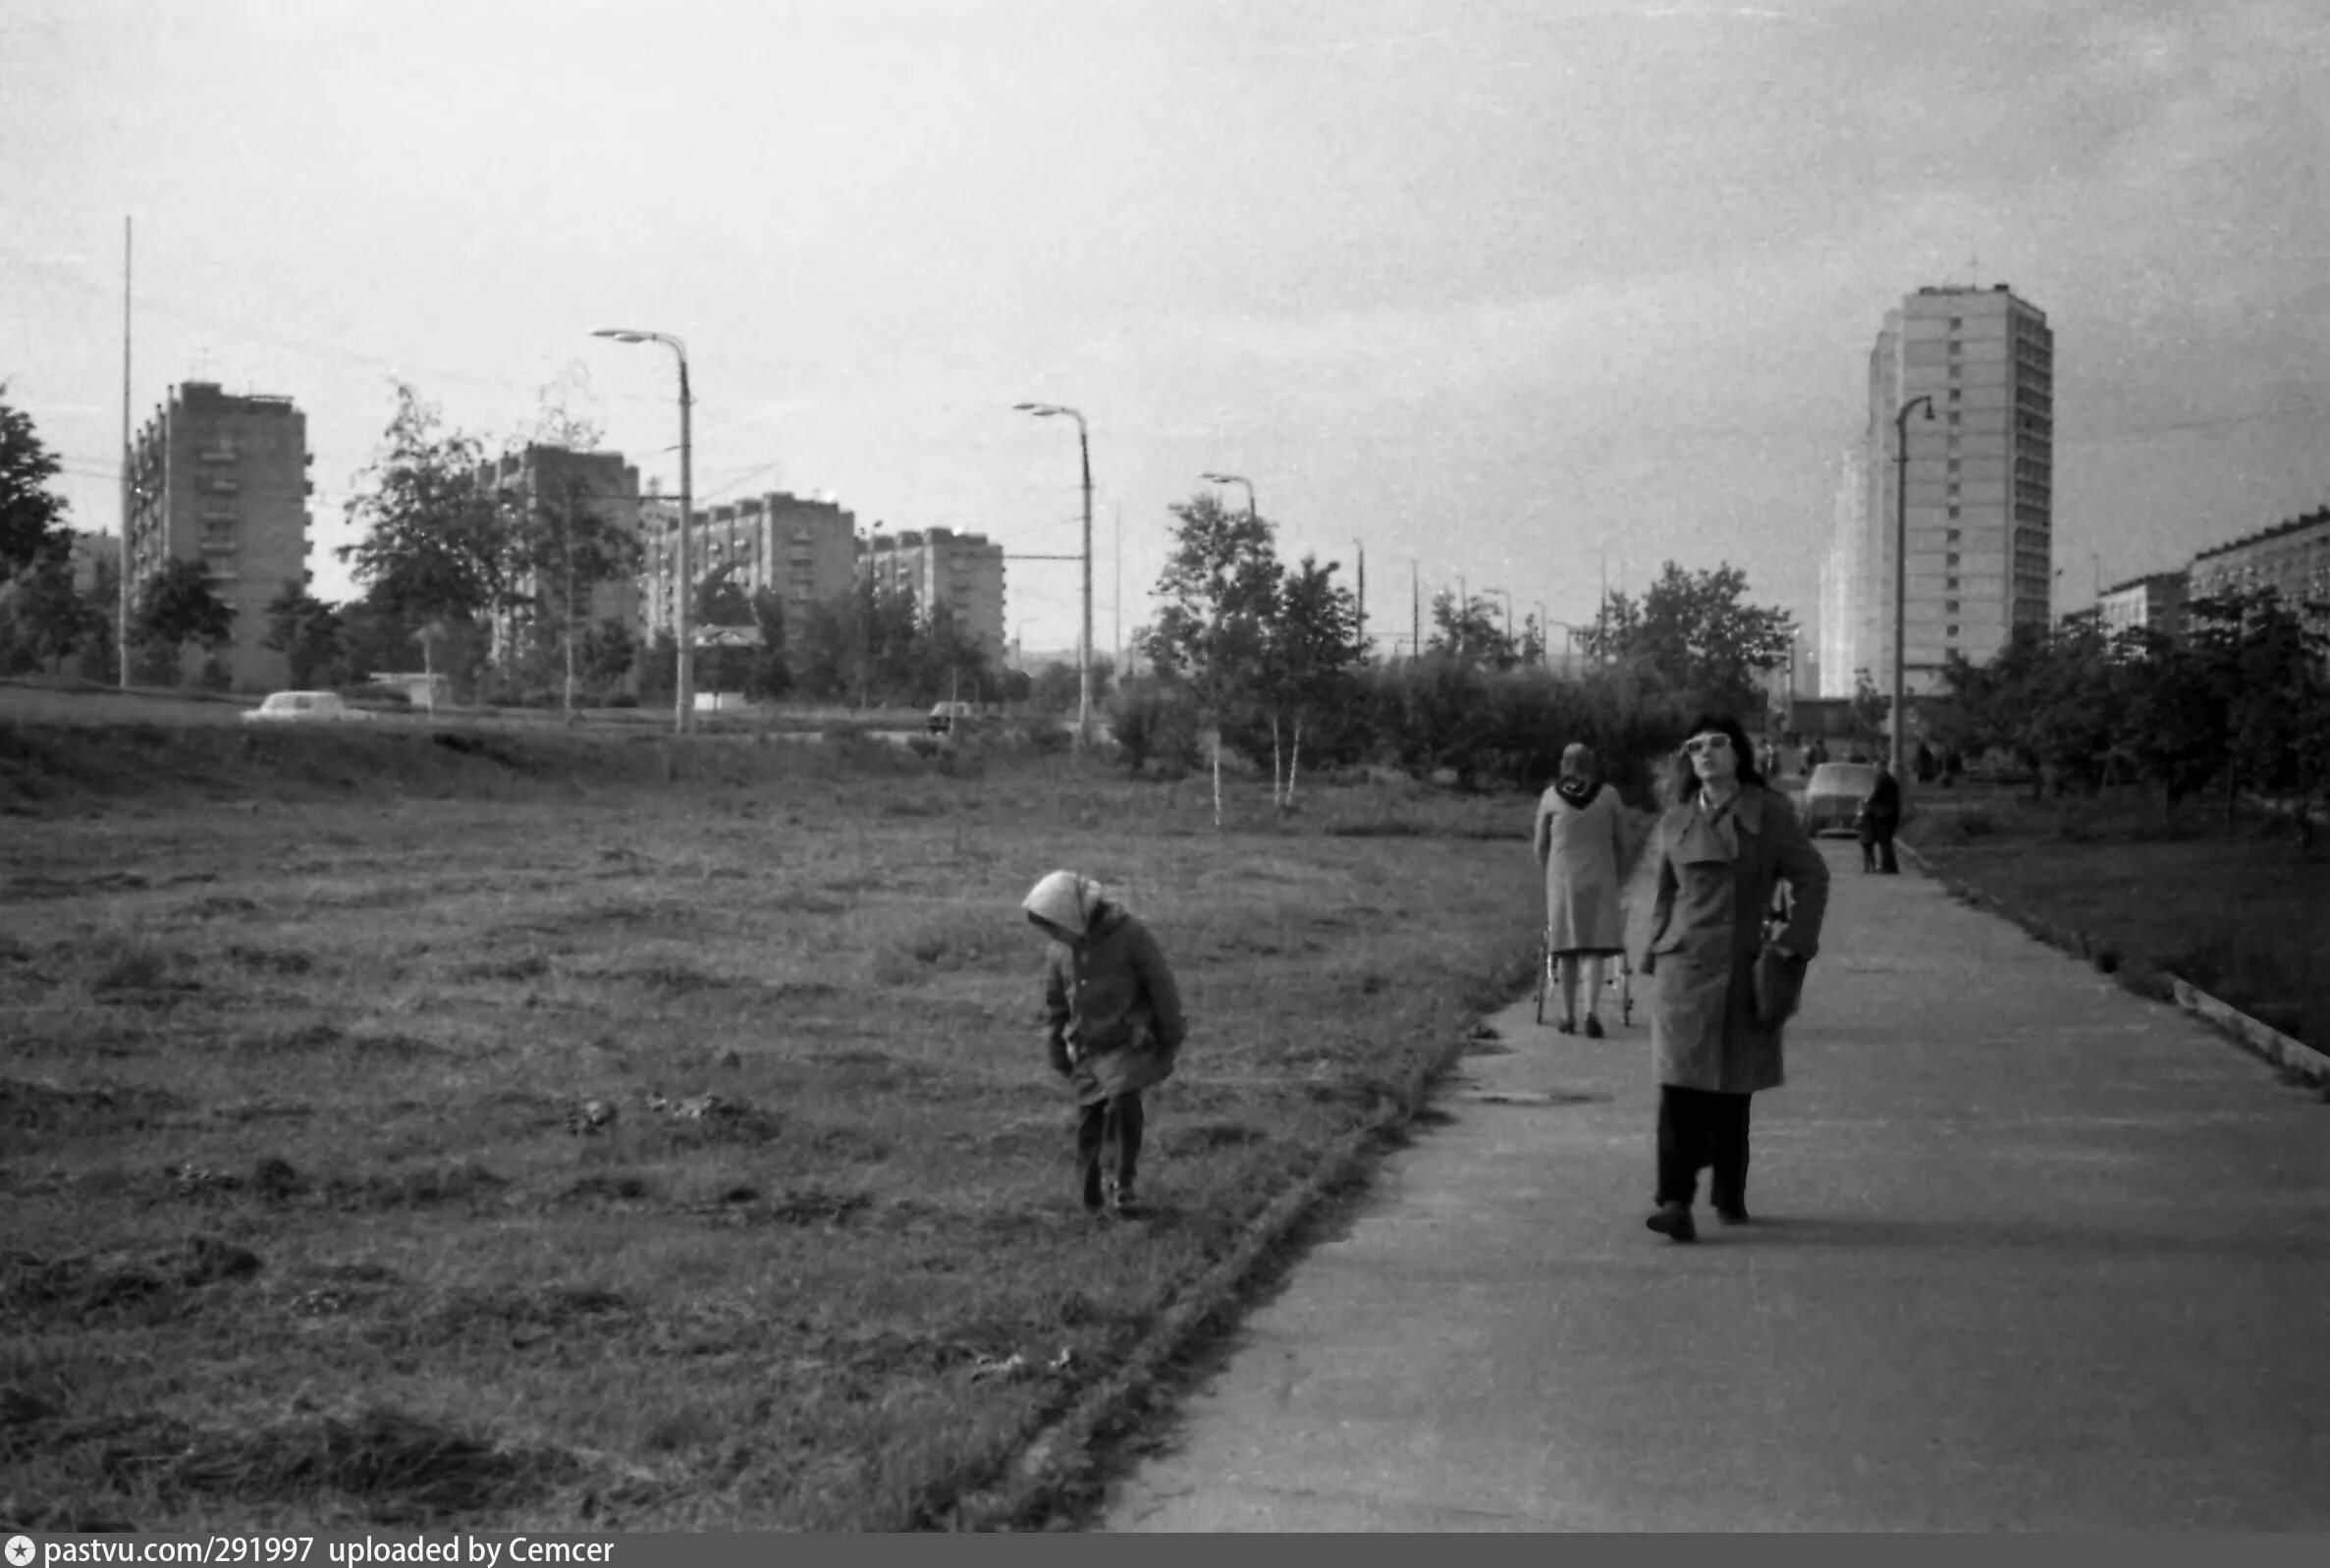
left=1103, top=841, right=2330, bottom=1530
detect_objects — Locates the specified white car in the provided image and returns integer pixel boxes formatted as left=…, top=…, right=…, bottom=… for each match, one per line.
left=242, top=690, right=374, bottom=725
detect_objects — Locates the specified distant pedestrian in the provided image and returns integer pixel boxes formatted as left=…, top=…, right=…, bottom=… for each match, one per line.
left=1532, top=743, right=1628, bottom=1037
left=1639, top=713, right=1830, bottom=1241
left=1024, top=871, right=1186, bottom=1217
left=1862, top=760, right=1902, bottom=875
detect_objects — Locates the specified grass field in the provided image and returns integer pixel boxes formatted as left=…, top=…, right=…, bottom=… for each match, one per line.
left=0, top=716, right=1541, bottom=1531
left=1903, top=783, right=2329, bottom=1050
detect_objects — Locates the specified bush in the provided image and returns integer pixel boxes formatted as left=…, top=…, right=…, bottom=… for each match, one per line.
left=1019, top=720, right=1072, bottom=755
left=606, top=692, right=639, bottom=710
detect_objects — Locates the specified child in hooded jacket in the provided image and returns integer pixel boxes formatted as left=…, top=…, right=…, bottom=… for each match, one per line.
left=1022, top=870, right=1186, bottom=1216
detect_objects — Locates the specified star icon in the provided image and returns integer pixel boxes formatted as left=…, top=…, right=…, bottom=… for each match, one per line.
left=6, top=1535, right=37, bottom=1567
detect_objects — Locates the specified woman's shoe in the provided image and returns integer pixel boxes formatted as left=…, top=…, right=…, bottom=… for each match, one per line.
left=1714, top=1204, right=1751, bottom=1225
left=1645, top=1203, right=1697, bottom=1242
left=1583, top=1014, right=1604, bottom=1039
left=1554, top=1016, right=1577, bottom=1035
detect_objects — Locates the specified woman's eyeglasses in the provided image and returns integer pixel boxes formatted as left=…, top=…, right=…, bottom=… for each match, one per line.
left=1683, top=734, right=1732, bottom=756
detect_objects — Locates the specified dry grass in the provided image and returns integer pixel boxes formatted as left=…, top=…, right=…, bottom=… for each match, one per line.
left=1905, top=783, right=2330, bottom=1048
left=0, top=721, right=1538, bottom=1531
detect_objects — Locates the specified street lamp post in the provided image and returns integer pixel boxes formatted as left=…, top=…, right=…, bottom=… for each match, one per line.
left=1892, top=394, right=1935, bottom=774
left=593, top=329, right=692, bottom=734
left=1531, top=600, right=1548, bottom=668
left=1017, top=403, right=1093, bottom=748
left=1199, top=471, right=1256, bottom=527
left=1352, top=537, right=1367, bottom=657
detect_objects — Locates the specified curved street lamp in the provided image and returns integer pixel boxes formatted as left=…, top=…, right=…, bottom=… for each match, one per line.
left=593, top=328, right=692, bottom=734
left=1016, top=403, right=1093, bottom=747
left=1199, top=471, right=1257, bottom=526
left=1892, top=394, right=1936, bottom=774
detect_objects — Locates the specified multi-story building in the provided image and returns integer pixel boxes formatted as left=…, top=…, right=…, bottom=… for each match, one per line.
left=2095, top=570, right=2190, bottom=642
left=1850, top=285, right=2054, bottom=697
left=857, top=526, right=1007, bottom=654
left=1816, top=450, right=1868, bottom=697
left=477, top=445, right=641, bottom=676
left=124, top=381, right=312, bottom=689
left=2189, top=509, right=2330, bottom=630
left=638, top=490, right=856, bottom=648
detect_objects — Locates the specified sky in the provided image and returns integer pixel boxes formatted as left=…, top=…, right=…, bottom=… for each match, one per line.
left=5, top=0, right=2327, bottom=664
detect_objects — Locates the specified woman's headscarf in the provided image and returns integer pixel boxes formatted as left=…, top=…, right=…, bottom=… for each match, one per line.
left=1023, top=870, right=1106, bottom=939
left=1553, top=742, right=1601, bottom=808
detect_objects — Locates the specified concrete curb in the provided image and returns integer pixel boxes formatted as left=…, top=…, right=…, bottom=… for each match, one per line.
left=929, top=986, right=1524, bottom=1531
left=1897, top=838, right=2329, bottom=1089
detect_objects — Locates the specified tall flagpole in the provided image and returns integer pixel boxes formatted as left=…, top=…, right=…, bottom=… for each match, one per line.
left=118, top=216, right=133, bottom=689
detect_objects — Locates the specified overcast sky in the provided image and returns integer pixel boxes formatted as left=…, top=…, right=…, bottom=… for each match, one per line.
left=6, top=0, right=2325, bottom=659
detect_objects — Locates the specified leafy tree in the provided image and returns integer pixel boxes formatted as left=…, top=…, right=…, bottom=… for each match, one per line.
left=1143, top=491, right=1282, bottom=824
left=0, top=386, right=71, bottom=589
left=510, top=467, right=644, bottom=712
left=14, top=556, right=103, bottom=675
left=745, top=589, right=791, bottom=701
left=1577, top=562, right=1793, bottom=715
left=580, top=618, right=638, bottom=694
left=1259, top=553, right=1363, bottom=805
left=131, top=557, right=235, bottom=685
left=339, top=383, right=510, bottom=695
left=1426, top=591, right=1517, bottom=671
left=262, top=580, right=344, bottom=687
left=637, top=629, right=678, bottom=709
left=1850, top=668, right=1890, bottom=744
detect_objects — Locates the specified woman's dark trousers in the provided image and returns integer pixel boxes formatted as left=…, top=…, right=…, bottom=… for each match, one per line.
left=1656, top=1086, right=1751, bottom=1212
left=1077, top=1091, right=1145, bottom=1202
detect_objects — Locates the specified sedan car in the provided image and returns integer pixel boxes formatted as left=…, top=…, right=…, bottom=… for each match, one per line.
left=1801, top=761, right=1877, bottom=837
left=242, top=690, right=374, bottom=725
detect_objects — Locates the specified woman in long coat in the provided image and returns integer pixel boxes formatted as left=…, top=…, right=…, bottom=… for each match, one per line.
left=1532, top=742, right=1628, bottom=1035
left=1638, top=713, right=1830, bottom=1241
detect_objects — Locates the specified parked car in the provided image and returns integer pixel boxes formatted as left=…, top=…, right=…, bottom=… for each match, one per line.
left=242, top=690, right=374, bottom=725
left=1801, top=761, right=1878, bottom=837
left=926, top=701, right=979, bottom=736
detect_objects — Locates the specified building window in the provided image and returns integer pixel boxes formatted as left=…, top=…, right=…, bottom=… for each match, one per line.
left=1948, top=482, right=1961, bottom=496
left=1949, top=316, right=1963, bottom=329
left=1948, top=506, right=1961, bottom=518
left=1946, top=623, right=1961, bottom=637
left=1946, top=553, right=1961, bottom=566
left=1948, top=412, right=1961, bottom=425
left=1947, top=529, right=1962, bottom=542
left=1945, top=600, right=1961, bottom=613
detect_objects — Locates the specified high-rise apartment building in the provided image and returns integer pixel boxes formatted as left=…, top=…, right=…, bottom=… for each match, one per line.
left=858, top=526, right=1007, bottom=654
left=1817, top=450, right=1868, bottom=697
left=2096, top=570, right=2190, bottom=641
left=124, top=382, right=313, bottom=688
left=637, top=490, right=857, bottom=648
left=1831, top=286, right=2054, bottom=699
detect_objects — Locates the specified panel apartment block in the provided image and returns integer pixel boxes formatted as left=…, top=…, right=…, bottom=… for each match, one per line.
left=2096, top=570, right=2190, bottom=641
left=637, top=491, right=857, bottom=647
left=857, top=526, right=1007, bottom=654
left=125, top=381, right=312, bottom=689
left=478, top=445, right=642, bottom=671
left=1859, top=286, right=2054, bottom=696
left=2189, top=510, right=2330, bottom=631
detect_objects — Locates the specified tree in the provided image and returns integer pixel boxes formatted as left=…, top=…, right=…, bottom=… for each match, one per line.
left=1143, top=491, right=1282, bottom=825
left=509, top=467, right=645, bottom=712
left=14, top=556, right=103, bottom=675
left=1850, top=668, right=1890, bottom=744
left=1260, top=553, right=1363, bottom=805
left=0, top=386, right=71, bottom=590
left=76, top=557, right=121, bottom=684
left=1577, top=561, right=1793, bottom=715
left=745, top=589, right=791, bottom=701
left=131, top=557, right=236, bottom=685
left=1426, top=591, right=1517, bottom=671
left=580, top=618, right=638, bottom=694
left=262, top=580, right=344, bottom=687
left=339, top=383, right=511, bottom=696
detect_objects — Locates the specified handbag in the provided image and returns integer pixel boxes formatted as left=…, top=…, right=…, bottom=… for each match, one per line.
left=1752, top=944, right=1806, bottom=1026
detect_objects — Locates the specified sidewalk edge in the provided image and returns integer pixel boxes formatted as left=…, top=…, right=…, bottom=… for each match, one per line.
left=1897, top=840, right=2329, bottom=1087
left=929, top=1012, right=1510, bottom=1531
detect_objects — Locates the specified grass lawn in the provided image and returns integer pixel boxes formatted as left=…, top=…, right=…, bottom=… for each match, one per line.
left=1903, top=782, right=2330, bottom=1050
left=0, top=720, right=1541, bottom=1531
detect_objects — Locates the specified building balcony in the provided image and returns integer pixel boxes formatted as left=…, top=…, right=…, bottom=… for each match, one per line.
left=197, top=443, right=238, bottom=463
left=199, top=537, right=238, bottom=555
left=200, top=474, right=240, bottom=495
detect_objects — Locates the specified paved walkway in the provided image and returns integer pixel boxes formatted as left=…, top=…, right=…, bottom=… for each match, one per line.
left=1103, top=842, right=2330, bottom=1530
